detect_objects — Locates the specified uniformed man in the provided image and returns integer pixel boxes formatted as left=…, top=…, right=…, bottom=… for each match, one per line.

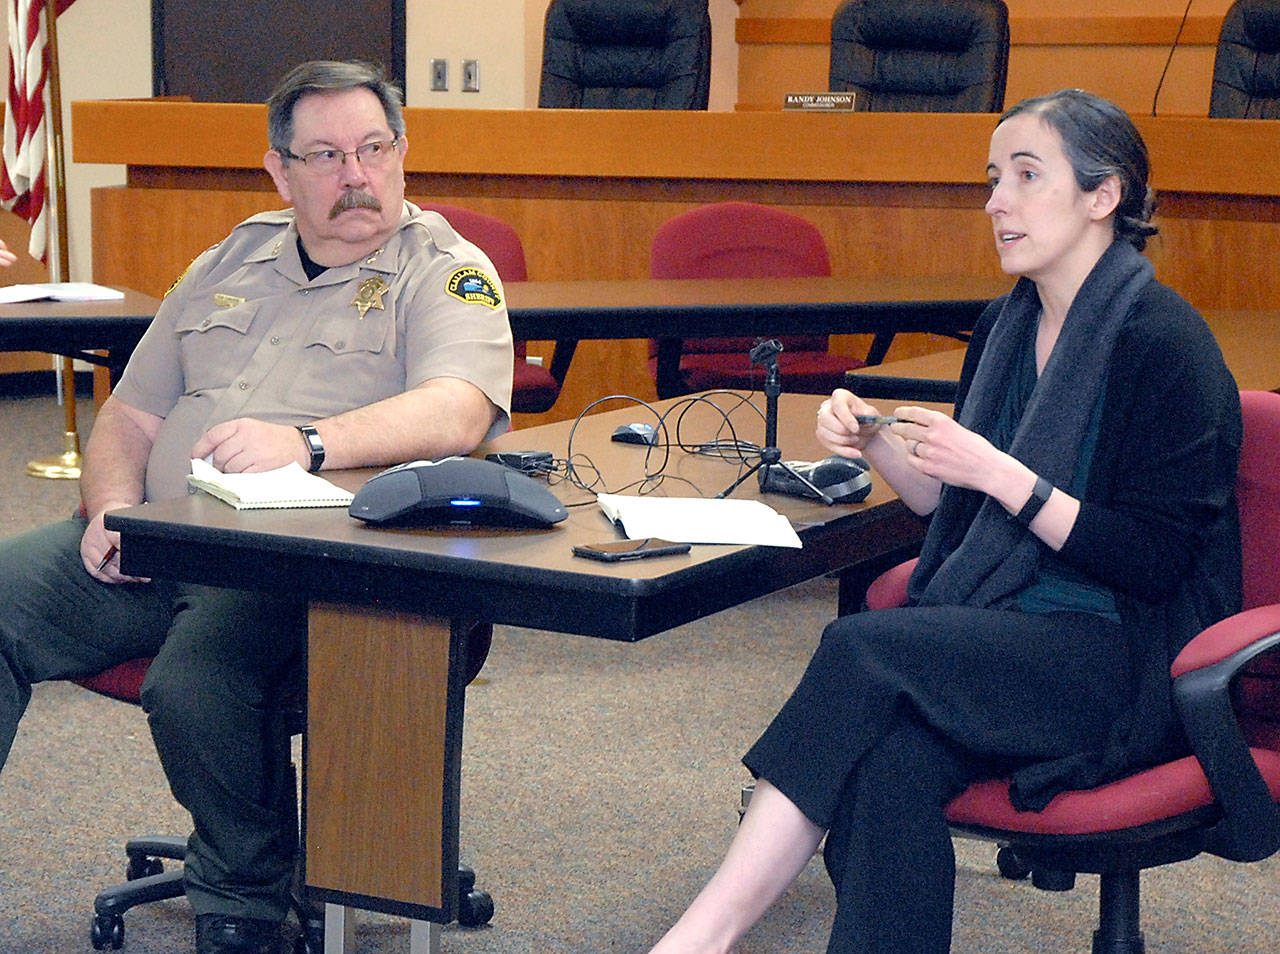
left=0, top=60, right=513, bottom=954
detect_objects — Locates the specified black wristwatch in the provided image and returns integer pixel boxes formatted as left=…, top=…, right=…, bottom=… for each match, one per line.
left=1012, top=475, right=1053, bottom=527
left=297, top=424, right=325, bottom=472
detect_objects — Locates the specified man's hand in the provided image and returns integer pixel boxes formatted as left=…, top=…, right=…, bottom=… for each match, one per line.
left=80, top=507, right=148, bottom=583
left=0, top=239, right=17, bottom=267
left=192, top=419, right=309, bottom=473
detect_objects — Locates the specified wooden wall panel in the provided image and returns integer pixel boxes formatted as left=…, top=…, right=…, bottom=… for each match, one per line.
left=734, top=2, right=1235, bottom=116
left=77, top=105, right=1280, bottom=426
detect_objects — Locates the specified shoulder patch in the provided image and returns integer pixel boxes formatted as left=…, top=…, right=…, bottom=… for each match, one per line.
left=164, top=239, right=224, bottom=297
left=164, top=257, right=196, bottom=298
left=445, top=267, right=502, bottom=309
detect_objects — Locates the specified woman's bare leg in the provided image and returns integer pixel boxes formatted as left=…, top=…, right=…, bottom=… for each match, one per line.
left=648, top=779, right=824, bottom=954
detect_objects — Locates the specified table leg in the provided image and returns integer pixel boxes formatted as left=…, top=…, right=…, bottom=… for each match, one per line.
left=323, top=904, right=357, bottom=954
left=305, top=602, right=466, bottom=926
left=409, top=920, right=441, bottom=954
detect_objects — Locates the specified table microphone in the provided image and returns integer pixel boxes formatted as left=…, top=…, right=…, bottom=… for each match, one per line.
left=759, top=455, right=872, bottom=504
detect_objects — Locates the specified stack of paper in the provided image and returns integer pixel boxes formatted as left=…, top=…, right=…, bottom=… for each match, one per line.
left=187, top=458, right=354, bottom=510
left=596, top=493, right=802, bottom=548
left=0, top=282, right=125, bottom=303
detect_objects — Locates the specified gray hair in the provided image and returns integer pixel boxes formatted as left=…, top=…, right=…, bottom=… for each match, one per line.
left=266, top=60, right=405, bottom=153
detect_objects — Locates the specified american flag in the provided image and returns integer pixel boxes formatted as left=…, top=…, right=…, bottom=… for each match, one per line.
left=1, top=0, right=75, bottom=263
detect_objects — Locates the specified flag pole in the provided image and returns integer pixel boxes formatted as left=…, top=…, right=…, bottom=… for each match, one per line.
left=26, top=0, right=82, bottom=480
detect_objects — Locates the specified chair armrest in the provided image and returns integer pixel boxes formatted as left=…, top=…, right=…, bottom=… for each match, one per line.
left=1172, top=605, right=1280, bottom=677
left=1172, top=607, right=1280, bottom=861
left=864, top=557, right=917, bottom=611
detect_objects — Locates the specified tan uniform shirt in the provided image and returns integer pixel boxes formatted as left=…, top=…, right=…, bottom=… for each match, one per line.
left=112, top=203, right=514, bottom=501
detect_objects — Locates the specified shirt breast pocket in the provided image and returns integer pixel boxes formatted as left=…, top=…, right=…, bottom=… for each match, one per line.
left=291, top=308, right=400, bottom=412
left=174, top=301, right=261, bottom=393
left=304, top=308, right=392, bottom=358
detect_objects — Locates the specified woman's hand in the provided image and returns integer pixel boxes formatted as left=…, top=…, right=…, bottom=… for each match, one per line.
left=891, top=406, right=1003, bottom=494
left=815, top=388, right=891, bottom=457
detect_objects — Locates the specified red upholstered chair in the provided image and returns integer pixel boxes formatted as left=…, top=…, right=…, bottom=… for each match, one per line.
left=863, top=389, right=1280, bottom=953
left=417, top=202, right=563, bottom=414
left=648, top=201, right=866, bottom=399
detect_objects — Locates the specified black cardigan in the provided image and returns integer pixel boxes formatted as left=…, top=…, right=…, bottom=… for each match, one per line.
left=952, top=279, right=1243, bottom=808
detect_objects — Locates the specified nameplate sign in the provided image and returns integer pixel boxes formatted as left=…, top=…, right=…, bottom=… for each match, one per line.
left=783, top=92, right=857, bottom=112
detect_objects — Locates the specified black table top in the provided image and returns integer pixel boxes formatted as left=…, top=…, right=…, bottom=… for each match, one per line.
left=0, top=288, right=161, bottom=374
left=503, top=274, right=1009, bottom=340
left=106, top=394, right=927, bottom=641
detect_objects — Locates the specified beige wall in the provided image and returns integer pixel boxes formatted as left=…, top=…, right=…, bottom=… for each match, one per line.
left=4, top=0, right=740, bottom=281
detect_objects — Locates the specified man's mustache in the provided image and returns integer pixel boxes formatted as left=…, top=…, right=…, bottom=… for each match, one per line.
left=329, top=190, right=382, bottom=219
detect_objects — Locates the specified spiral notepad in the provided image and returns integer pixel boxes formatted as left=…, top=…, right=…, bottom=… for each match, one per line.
left=186, top=458, right=354, bottom=510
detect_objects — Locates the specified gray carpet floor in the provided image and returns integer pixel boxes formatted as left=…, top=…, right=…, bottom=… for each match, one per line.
left=1, top=393, right=1277, bottom=953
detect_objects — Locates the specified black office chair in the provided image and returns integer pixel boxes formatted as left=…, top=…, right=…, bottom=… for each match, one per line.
left=1209, top=0, right=1280, bottom=118
left=538, top=0, right=711, bottom=109
left=829, top=0, right=1010, bottom=112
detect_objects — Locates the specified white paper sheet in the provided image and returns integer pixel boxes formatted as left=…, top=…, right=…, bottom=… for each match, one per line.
left=0, top=282, right=125, bottom=303
left=596, top=493, right=802, bottom=548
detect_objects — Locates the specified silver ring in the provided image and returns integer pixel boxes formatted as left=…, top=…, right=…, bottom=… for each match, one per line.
left=911, top=440, right=921, bottom=457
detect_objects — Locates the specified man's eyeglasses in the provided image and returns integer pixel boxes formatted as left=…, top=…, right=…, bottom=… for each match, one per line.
left=278, top=139, right=401, bottom=174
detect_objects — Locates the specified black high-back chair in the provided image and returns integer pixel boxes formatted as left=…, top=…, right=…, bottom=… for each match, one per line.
left=829, top=0, right=1009, bottom=112
left=538, top=0, right=711, bottom=109
left=1210, top=0, right=1280, bottom=118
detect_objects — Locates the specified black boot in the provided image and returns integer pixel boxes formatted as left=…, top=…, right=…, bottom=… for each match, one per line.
left=195, top=914, right=282, bottom=954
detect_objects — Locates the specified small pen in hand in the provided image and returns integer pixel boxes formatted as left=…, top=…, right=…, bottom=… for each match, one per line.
left=855, top=414, right=900, bottom=426
left=95, top=545, right=118, bottom=573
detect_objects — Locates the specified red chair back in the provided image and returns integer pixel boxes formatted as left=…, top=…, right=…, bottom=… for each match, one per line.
left=1238, top=390, right=1280, bottom=611
left=416, top=202, right=560, bottom=414
left=417, top=202, right=529, bottom=282
left=1234, top=390, right=1280, bottom=749
left=650, top=201, right=831, bottom=355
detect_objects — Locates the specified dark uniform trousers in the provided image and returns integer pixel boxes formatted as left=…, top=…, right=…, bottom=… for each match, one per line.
left=0, top=517, right=306, bottom=922
left=745, top=604, right=1127, bottom=954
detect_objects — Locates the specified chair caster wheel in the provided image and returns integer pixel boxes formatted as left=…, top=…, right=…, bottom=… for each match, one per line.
left=996, top=845, right=1031, bottom=881
left=458, top=888, right=494, bottom=927
left=91, top=912, right=125, bottom=950
left=126, top=855, right=163, bottom=880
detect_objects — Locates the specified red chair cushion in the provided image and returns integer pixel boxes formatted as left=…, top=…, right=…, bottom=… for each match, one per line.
left=73, top=657, right=151, bottom=704
left=946, top=747, right=1280, bottom=835
left=864, top=557, right=917, bottom=610
left=511, top=358, right=561, bottom=414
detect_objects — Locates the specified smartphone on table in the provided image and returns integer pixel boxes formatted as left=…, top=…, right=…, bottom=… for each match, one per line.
left=571, top=538, right=692, bottom=562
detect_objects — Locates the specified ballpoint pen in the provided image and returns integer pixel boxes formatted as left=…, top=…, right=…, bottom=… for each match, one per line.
left=855, top=414, right=901, bottom=426
left=95, top=545, right=118, bottom=573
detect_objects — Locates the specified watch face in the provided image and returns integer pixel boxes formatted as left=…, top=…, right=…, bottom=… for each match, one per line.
left=299, top=426, right=324, bottom=470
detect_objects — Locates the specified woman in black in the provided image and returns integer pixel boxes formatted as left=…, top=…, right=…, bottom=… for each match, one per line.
left=648, top=90, right=1242, bottom=954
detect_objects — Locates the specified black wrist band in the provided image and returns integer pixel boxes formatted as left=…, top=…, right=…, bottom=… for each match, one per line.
left=297, top=424, right=325, bottom=473
left=1012, top=475, right=1053, bottom=527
